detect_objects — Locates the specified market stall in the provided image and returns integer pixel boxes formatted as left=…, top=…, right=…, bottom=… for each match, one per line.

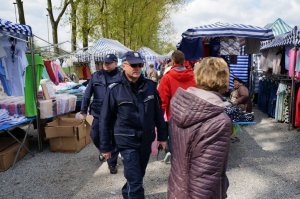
left=0, top=18, right=39, bottom=170
left=178, top=22, right=274, bottom=138
left=260, top=26, right=300, bottom=129
left=76, top=38, right=132, bottom=75
left=179, top=22, right=274, bottom=86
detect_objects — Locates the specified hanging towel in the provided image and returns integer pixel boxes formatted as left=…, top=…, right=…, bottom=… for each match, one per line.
left=44, top=60, right=59, bottom=85
left=288, top=49, right=299, bottom=78
left=25, top=54, right=44, bottom=117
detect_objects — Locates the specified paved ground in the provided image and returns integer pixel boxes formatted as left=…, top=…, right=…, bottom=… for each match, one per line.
left=0, top=109, right=300, bottom=199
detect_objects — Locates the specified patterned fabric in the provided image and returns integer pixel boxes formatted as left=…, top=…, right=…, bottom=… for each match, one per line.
left=220, top=37, right=240, bottom=55
left=284, top=85, right=291, bottom=123
left=0, top=18, right=32, bottom=38
left=275, top=83, right=288, bottom=122
left=224, top=105, right=254, bottom=122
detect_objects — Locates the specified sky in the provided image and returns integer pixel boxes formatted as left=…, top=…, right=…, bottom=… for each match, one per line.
left=1, top=0, right=300, bottom=52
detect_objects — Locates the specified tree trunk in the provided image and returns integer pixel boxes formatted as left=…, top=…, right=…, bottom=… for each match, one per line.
left=52, top=23, right=59, bottom=54
left=16, top=0, right=26, bottom=25
left=82, top=0, right=89, bottom=48
left=70, top=0, right=77, bottom=51
left=47, top=0, right=70, bottom=54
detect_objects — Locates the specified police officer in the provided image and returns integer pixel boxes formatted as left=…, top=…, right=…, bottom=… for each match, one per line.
left=80, top=53, right=121, bottom=174
left=100, top=51, right=167, bottom=199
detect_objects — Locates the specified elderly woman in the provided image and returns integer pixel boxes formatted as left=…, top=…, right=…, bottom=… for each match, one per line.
left=168, top=57, right=231, bottom=199
left=230, top=77, right=252, bottom=112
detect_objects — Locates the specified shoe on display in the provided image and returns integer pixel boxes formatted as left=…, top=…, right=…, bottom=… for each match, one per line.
left=109, top=165, right=118, bottom=174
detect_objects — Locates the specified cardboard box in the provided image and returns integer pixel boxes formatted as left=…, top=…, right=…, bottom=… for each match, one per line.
left=0, top=140, right=29, bottom=172
left=45, top=117, right=91, bottom=153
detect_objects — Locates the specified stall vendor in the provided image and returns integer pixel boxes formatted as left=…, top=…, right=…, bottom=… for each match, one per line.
left=230, top=77, right=252, bottom=112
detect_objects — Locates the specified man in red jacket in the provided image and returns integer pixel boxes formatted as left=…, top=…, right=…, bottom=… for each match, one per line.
left=158, top=50, right=195, bottom=157
left=158, top=50, right=196, bottom=121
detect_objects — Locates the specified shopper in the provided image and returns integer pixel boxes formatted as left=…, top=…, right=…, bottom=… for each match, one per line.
left=100, top=51, right=167, bottom=199
left=168, top=57, right=231, bottom=199
left=157, top=50, right=195, bottom=155
left=80, top=54, right=121, bottom=174
left=146, top=64, right=158, bottom=82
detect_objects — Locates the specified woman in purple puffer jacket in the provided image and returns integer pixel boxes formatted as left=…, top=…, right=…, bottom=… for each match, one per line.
left=168, top=57, right=232, bottom=199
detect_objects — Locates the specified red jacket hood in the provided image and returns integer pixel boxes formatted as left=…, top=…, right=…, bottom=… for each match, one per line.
left=166, top=64, right=195, bottom=82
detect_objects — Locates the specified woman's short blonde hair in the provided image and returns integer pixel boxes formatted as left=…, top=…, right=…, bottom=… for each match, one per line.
left=194, top=57, right=229, bottom=94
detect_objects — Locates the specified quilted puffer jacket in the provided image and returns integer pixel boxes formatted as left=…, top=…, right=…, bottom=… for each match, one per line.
left=168, top=87, right=231, bottom=199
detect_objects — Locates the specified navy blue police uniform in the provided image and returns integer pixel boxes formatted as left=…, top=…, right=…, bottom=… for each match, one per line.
left=100, top=52, right=167, bottom=199
left=80, top=54, right=121, bottom=168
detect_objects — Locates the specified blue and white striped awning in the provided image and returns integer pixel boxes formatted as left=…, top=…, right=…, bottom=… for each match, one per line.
left=182, top=22, right=274, bottom=39
left=76, top=38, right=131, bottom=62
left=89, top=38, right=131, bottom=61
left=0, top=18, right=32, bottom=38
left=260, top=26, right=300, bottom=50
left=138, top=47, right=164, bottom=61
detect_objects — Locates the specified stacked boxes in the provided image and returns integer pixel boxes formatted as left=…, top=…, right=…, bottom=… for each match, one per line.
left=45, top=116, right=91, bottom=152
left=0, top=138, right=29, bottom=172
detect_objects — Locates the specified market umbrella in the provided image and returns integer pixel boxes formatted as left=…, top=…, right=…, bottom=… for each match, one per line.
left=182, top=22, right=274, bottom=39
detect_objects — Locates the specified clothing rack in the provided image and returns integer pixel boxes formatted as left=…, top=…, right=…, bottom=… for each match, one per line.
left=0, top=18, right=42, bottom=151
left=260, top=26, right=300, bottom=130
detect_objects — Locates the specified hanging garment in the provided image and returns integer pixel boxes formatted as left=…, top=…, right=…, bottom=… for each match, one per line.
left=0, top=36, right=27, bottom=96
left=55, top=59, right=67, bottom=79
left=285, top=46, right=293, bottom=70
left=178, top=37, right=203, bottom=60
left=260, top=50, right=269, bottom=72
left=25, top=54, right=44, bottom=117
left=82, top=65, right=91, bottom=79
left=295, top=50, right=300, bottom=79
left=288, top=48, right=299, bottom=77
left=275, top=83, right=287, bottom=122
left=295, top=88, right=300, bottom=127
left=0, top=59, right=11, bottom=95
left=42, top=67, right=50, bottom=80
left=51, top=61, right=60, bottom=84
left=283, top=85, right=291, bottom=123
left=220, top=37, right=240, bottom=55
left=44, top=60, right=59, bottom=85
left=272, top=50, right=282, bottom=75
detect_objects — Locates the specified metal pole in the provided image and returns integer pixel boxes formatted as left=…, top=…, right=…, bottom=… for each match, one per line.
left=13, top=2, right=18, bottom=23
left=30, top=37, right=42, bottom=151
left=46, top=14, right=50, bottom=52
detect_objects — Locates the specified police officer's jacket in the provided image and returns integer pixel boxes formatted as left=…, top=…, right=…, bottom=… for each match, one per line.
left=100, top=72, right=168, bottom=152
left=80, top=68, right=122, bottom=118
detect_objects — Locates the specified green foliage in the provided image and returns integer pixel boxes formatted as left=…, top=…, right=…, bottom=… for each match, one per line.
left=70, top=0, right=185, bottom=52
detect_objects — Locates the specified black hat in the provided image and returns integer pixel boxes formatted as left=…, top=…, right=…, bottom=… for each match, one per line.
left=233, top=77, right=243, bottom=84
left=104, top=54, right=118, bottom=63
left=122, top=51, right=144, bottom=64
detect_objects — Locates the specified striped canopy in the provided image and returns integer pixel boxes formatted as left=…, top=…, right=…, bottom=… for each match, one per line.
left=0, top=18, right=32, bottom=38
left=76, top=38, right=131, bottom=62
left=260, top=26, right=300, bottom=50
left=264, top=18, right=292, bottom=36
left=182, top=22, right=274, bottom=39
left=138, top=47, right=164, bottom=61
left=89, top=38, right=131, bottom=60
